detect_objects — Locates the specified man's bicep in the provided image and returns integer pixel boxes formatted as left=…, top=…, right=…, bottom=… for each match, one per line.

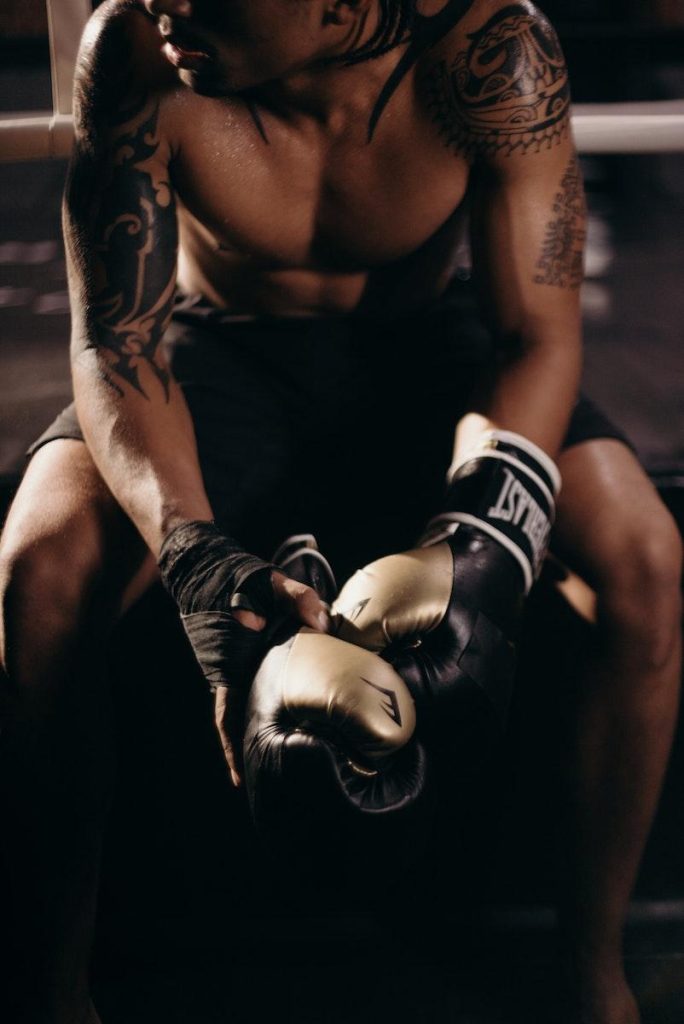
left=469, top=138, right=586, bottom=334
left=452, top=0, right=585, bottom=331
left=65, top=11, right=178, bottom=402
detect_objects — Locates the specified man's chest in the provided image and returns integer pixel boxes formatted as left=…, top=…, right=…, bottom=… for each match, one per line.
left=167, top=94, right=470, bottom=272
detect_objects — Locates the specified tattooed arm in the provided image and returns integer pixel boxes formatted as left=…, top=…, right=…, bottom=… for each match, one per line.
left=426, top=1, right=585, bottom=457
left=65, top=5, right=212, bottom=554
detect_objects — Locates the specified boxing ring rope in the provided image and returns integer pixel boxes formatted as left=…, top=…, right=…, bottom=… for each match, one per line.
left=0, top=0, right=90, bottom=162
left=573, top=100, right=684, bottom=153
left=1, top=0, right=684, bottom=160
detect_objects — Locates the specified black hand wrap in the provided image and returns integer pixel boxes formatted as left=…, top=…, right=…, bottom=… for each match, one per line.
left=158, top=520, right=279, bottom=691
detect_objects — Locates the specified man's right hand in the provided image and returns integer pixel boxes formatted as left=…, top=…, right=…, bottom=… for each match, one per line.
left=220, top=571, right=331, bottom=785
left=158, top=521, right=330, bottom=785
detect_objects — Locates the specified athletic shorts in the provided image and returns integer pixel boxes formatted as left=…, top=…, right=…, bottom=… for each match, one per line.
left=27, top=291, right=633, bottom=579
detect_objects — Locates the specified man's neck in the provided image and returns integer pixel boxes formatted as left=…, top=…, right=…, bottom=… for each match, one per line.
left=252, top=45, right=409, bottom=134
left=247, top=1, right=407, bottom=132
left=246, top=0, right=473, bottom=139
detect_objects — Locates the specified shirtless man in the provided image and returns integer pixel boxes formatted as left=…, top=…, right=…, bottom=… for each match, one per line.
left=0, top=1, right=681, bottom=1022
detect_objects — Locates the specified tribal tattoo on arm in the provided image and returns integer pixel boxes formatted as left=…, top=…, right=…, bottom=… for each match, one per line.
left=534, top=155, right=586, bottom=288
left=67, top=50, right=177, bottom=402
left=420, top=5, right=584, bottom=290
left=423, top=4, right=570, bottom=160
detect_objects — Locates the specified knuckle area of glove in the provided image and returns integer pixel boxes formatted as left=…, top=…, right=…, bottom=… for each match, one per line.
left=283, top=667, right=415, bottom=758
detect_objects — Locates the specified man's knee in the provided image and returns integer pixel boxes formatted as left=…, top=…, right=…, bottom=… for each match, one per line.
left=0, top=524, right=109, bottom=689
left=0, top=447, right=152, bottom=686
left=596, top=504, right=682, bottom=673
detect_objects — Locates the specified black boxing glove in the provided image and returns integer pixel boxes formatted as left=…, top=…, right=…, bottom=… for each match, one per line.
left=243, top=535, right=430, bottom=884
left=158, top=519, right=280, bottom=692
left=421, top=429, right=561, bottom=592
left=333, top=430, right=561, bottom=761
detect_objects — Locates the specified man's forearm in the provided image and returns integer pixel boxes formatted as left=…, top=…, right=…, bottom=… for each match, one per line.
left=73, top=350, right=213, bottom=556
left=454, top=320, right=582, bottom=465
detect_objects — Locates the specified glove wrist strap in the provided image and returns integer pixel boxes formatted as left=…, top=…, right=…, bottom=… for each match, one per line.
left=422, top=430, right=560, bottom=593
left=446, top=429, right=561, bottom=497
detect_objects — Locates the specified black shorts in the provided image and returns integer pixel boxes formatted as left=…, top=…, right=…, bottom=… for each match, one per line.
left=27, top=293, right=633, bottom=578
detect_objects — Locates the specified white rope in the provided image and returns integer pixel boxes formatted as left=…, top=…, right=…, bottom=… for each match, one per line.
left=46, top=0, right=92, bottom=118
left=573, top=100, right=684, bottom=153
left=0, top=113, right=74, bottom=161
left=0, top=0, right=90, bottom=161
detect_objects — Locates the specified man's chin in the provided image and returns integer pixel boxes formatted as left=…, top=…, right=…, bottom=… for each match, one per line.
left=179, top=68, right=241, bottom=97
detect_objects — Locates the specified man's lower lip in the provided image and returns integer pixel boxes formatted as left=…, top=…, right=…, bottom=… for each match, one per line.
left=163, top=42, right=211, bottom=70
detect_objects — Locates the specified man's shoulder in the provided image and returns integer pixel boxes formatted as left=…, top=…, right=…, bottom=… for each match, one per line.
left=75, top=0, right=177, bottom=122
left=418, top=0, right=571, bottom=162
left=425, top=0, right=562, bottom=60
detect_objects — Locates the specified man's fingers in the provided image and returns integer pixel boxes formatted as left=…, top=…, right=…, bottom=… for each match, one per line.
left=272, top=574, right=329, bottom=631
left=222, top=733, right=242, bottom=788
left=214, top=687, right=243, bottom=787
left=232, top=572, right=328, bottom=631
left=231, top=608, right=266, bottom=630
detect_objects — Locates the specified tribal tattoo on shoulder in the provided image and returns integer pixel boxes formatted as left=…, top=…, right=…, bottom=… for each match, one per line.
left=534, top=155, right=586, bottom=288
left=70, top=59, right=177, bottom=401
left=423, top=4, right=570, bottom=160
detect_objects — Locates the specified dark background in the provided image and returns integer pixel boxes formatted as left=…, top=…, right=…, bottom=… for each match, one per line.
left=1, top=2, right=683, bottom=1022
